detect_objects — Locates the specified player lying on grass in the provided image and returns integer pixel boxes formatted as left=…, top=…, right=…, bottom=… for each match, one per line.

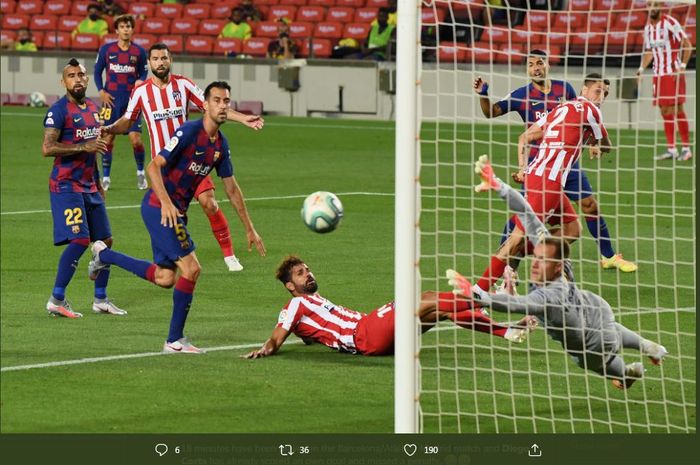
left=447, top=156, right=667, bottom=389
left=243, top=256, right=537, bottom=359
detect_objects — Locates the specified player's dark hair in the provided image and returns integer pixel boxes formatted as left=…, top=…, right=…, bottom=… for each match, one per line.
left=276, top=256, right=305, bottom=284
left=378, top=6, right=390, bottom=15
left=540, top=237, right=570, bottom=260
left=66, top=58, right=81, bottom=67
left=87, top=3, right=101, bottom=12
left=584, top=73, right=610, bottom=87
left=114, top=14, right=135, bottom=29
left=204, top=81, right=231, bottom=99
left=528, top=49, right=548, bottom=58
left=148, top=42, right=171, bottom=58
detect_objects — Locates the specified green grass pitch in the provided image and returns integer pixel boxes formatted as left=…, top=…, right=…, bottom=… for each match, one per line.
left=0, top=107, right=694, bottom=433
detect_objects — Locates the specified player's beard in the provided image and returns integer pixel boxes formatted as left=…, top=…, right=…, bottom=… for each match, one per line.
left=303, top=279, right=318, bottom=294
left=68, top=86, right=86, bottom=102
left=650, top=9, right=660, bottom=20
left=152, top=66, right=170, bottom=80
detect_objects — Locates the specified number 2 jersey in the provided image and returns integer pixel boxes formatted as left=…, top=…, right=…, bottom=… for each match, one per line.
left=43, top=96, right=102, bottom=193
left=276, top=294, right=367, bottom=353
left=145, top=118, right=233, bottom=213
left=526, top=96, right=608, bottom=190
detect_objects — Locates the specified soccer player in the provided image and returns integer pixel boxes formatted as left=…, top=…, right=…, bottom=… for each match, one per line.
left=448, top=157, right=668, bottom=389
left=474, top=74, right=613, bottom=296
left=102, top=43, right=264, bottom=272
left=88, top=81, right=266, bottom=352
left=243, top=256, right=537, bottom=359
left=637, top=1, right=693, bottom=161
left=474, top=50, right=637, bottom=273
left=42, top=58, right=126, bottom=318
left=93, top=14, right=148, bottom=191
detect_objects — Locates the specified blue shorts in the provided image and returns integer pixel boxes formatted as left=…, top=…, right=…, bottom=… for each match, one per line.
left=100, top=93, right=142, bottom=133
left=50, top=191, right=112, bottom=246
left=141, top=195, right=195, bottom=269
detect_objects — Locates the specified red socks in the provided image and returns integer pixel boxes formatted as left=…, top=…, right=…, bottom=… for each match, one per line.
left=446, top=308, right=508, bottom=337
left=677, top=111, right=690, bottom=146
left=207, top=209, right=233, bottom=257
left=662, top=112, right=676, bottom=149
left=476, top=256, right=507, bottom=292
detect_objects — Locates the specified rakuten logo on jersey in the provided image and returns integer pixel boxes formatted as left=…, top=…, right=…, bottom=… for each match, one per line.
left=188, top=161, right=211, bottom=176
left=535, top=111, right=548, bottom=120
left=75, top=127, right=99, bottom=140
left=152, top=107, right=185, bottom=121
left=109, top=63, right=136, bottom=74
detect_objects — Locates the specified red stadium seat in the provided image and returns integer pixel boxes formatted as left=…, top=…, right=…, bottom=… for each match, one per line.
left=435, top=0, right=484, bottom=20
left=1, top=0, right=16, bottom=14
left=0, top=30, right=16, bottom=43
left=255, top=22, right=280, bottom=38
left=493, top=44, right=525, bottom=64
left=570, top=31, right=605, bottom=54
left=314, top=22, right=344, bottom=40
left=133, top=34, right=157, bottom=50
left=238, top=101, right=263, bottom=115
left=2, top=14, right=29, bottom=30
left=481, top=27, right=509, bottom=45
left=545, top=45, right=563, bottom=64
left=337, top=0, right=365, bottom=7
left=242, top=37, right=271, bottom=57
left=184, top=4, right=211, bottom=20
left=605, top=30, right=637, bottom=55
left=185, top=35, right=214, bottom=55
left=71, top=1, right=89, bottom=16
left=568, top=0, right=591, bottom=10
left=16, top=0, right=42, bottom=15
left=615, top=11, right=648, bottom=30
left=595, top=0, right=631, bottom=11
left=438, top=42, right=467, bottom=63
left=30, top=15, right=58, bottom=31
left=553, top=12, right=586, bottom=30
left=43, top=0, right=71, bottom=16
left=354, top=8, right=378, bottom=24
left=465, top=42, right=492, bottom=63
left=289, top=22, right=314, bottom=38
left=199, top=19, right=226, bottom=36
left=327, top=7, right=354, bottom=23
left=31, top=31, right=45, bottom=48
left=308, top=0, right=335, bottom=6
left=129, top=3, right=156, bottom=18
left=526, top=11, right=551, bottom=30
left=71, top=33, right=100, bottom=51
left=171, top=18, right=200, bottom=35
left=102, top=33, right=118, bottom=45
left=587, top=12, right=613, bottom=31
left=212, top=3, right=238, bottom=18
left=268, top=5, right=297, bottom=21
left=300, top=38, right=332, bottom=58
left=58, top=16, right=82, bottom=32
left=213, top=37, right=242, bottom=55
left=158, top=35, right=184, bottom=54
left=511, top=27, right=545, bottom=49
left=142, top=18, right=171, bottom=35
left=297, top=6, right=326, bottom=23
left=342, top=23, right=370, bottom=40
left=155, top=3, right=183, bottom=19
left=281, top=0, right=306, bottom=5
left=421, top=8, right=447, bottom=25
left=366, top=0, right=390, bottom=6
left=541, top=27, right=568, bottom=47
left=255, top=0, right=280, bottom=5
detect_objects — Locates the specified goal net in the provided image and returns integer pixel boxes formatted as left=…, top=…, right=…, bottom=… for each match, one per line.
left=396, top=0, right=696, bottom=433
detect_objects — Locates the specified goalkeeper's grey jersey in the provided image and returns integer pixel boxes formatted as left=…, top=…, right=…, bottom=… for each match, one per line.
left=477, top=278, right=619, bottom=357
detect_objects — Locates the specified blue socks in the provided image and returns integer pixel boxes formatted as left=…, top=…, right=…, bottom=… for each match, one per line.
left=168, top=277, right=196, bottom=343
left=586, top=216, right=615, bottom=258
left=52, top=241, right=88, bottom=301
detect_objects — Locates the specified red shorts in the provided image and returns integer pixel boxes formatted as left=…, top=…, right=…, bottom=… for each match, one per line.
left=653, top=73, right=686, bottom=106
left=194, top=175, right=216, bottom=199
left=354, top=302, right=395, bottom=356
left=513, top=180, right=577, bottom=231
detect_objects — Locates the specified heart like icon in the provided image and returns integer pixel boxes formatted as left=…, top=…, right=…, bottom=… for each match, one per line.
left=403, top=444, right=417, bottom=457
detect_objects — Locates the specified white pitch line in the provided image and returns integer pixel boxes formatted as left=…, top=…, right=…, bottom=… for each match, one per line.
left=0, top=191, right=393, bottom=216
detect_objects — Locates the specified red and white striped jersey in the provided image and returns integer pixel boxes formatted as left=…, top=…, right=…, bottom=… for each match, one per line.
left=643, top=15, right=688, bottom=76
left=276, top=294, right=366, bottom=353
left=527, top=96, right=607, bottom=186
left=124, top=74, right=205, bottom=159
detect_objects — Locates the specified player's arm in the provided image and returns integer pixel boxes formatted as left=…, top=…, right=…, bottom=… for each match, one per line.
left=678, top=36, right=692, bottom=73
left=146, top=155, right=182, bottom=228
left=42, top=128, right=106, bottom=157
left=243, top=327, right=291, bottom=359
left=221, top=175, right=266, bottom=256
left=515, top=123, right=544, bottom=177
left=225, top=108, right=264, bottom=130
left=637, top=50, right=653, bottom=78
left=473, top=77, right=504, bottom=118
left=102, top=116, right=133, bottom=135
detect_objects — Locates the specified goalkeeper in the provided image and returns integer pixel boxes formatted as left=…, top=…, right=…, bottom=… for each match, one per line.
left=447, top=156, right=667, bottom=390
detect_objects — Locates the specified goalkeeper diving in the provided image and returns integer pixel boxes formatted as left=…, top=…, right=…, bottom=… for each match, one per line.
left=447, top=156, right=668, bottom=390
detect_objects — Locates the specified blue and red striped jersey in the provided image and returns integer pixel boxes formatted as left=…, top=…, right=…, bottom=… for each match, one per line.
left=43, top=96, right=102, bottom=193
left=94, top=41, right=148, bottom=95
left=147, top=119, right=234, bottom=212
left=495, top=79, right=577, bottom=127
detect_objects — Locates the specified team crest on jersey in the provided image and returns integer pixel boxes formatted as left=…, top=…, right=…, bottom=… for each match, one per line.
left=278, top=310, right=288, bottom=323
left=172, top=90, right=182, bottom=102
left=72, top=225, right=81, bottom=234
left=130, top=55, right=138, bottom=64
left=213, top=151, right=220, bottom=161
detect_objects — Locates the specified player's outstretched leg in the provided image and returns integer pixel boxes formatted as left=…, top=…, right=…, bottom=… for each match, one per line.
left=474, top=154, right=503, bottom=193
left=197, top=188, right=242, bottom=272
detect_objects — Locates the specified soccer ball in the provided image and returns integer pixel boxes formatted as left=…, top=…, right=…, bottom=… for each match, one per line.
left=29, top=91, right=47, bottom=108
left=301, top=191, right=343, bottom=233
